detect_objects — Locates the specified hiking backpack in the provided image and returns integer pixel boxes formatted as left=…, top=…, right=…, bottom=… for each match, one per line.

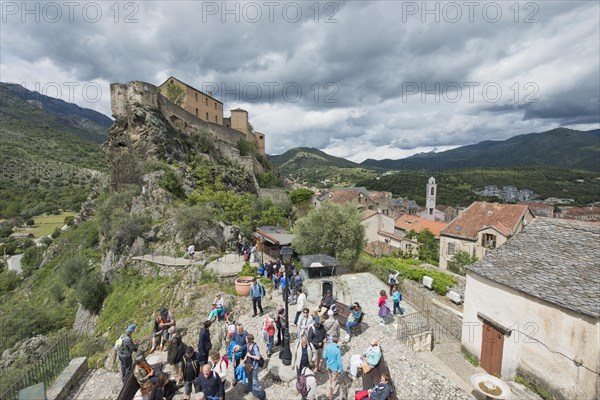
left=182, top=357, right=199, bottom=382
left=296, top=369, right=314, bottom=397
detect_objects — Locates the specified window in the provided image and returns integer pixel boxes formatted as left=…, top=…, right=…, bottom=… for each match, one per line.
left=206, top=112, right=209, bottom=120
left=447, top=242, right=455, bottom=255
left=431, top=187, right=434, bottom=196
left=215, top=116, right=218, bottom=123
left=195, top=108, right=198, bottom=116
left=214, top=102, right=217, bottom=110
left=195, top=93, right=198, bottom=102
left=429, top=208, right=433, bottom=215
left=482, top=233, right=497, bottom=249
left=205, top=97, right=208, bottom=105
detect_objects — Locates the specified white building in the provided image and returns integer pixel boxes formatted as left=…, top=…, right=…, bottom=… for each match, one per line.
left=462, top=218, right=600, bottom=400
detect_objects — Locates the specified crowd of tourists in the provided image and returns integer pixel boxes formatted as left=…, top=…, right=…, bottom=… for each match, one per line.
left=116, top=263, right=404, bottom=400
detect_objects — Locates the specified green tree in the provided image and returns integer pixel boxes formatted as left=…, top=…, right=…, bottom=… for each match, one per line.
left=406, top=228, right=439, bottom=264
left=165, top=82, right=185, bottom=106
left=448, top=249, right=478, bottom=275
left=288, top=188, right=314, bottom=206
left=292, top=202, right=366, bottom=267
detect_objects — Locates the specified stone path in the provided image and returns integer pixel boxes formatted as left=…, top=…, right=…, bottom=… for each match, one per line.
left=132, top=252, right=246, bottom=277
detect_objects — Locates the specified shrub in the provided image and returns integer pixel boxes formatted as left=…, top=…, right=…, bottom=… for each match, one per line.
left=0, top=269, right=21, bottom=296
left=25, top=218, right=35, bottom=226
left=238, top=262, right=258, bottom=277
left=51, top=227, right=61, bottom=239
left=60, top=257, right=87, bottom=287
left=176, top=205, right=217, bottom=244
left=21, top=246, right=45, bottom=277
left=75, top=270, right=108, bottom=314
left=64, top=216, right=75, bottom=227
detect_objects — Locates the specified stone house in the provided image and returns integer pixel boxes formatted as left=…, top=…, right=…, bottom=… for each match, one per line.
left=439, top=202, right=535, bottom=270
left=317, top=187, right=392, bottom=214
left=362, top=210, right=420, bottom=256
left=518, top=202, right=554, bottom=218
left=461, top=217, right=599, bottom=400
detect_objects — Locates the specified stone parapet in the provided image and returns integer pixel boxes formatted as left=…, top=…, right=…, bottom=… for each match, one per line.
left=46, top=357, right=88, bottom=400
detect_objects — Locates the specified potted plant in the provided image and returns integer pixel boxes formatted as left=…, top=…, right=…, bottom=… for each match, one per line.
left=235, top=263, right=257, bottom=296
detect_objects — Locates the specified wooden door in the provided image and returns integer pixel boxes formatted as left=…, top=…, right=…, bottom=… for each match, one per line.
left=480, top=321, right=504, bottom=376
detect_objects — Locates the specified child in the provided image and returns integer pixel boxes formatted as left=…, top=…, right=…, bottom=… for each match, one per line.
left=392, top=287, right=404, bottom=316
left=377, top=290, right=390, bottom=325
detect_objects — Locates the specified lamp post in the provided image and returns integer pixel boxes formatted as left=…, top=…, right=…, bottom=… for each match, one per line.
left=279, top=245, right=293, bottom=366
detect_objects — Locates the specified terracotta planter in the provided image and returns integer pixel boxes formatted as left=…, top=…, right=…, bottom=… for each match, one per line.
left=235, top=276, right=254, bottom=296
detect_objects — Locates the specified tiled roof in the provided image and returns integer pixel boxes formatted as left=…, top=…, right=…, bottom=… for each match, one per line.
left=369, top=191, right=392, bottom=201
left=255, top=226, right=294, bottom=245
left=329, top=189, right=360, bottom=204
left=365, top=241, right=397, bottom=256
left=361, top=210, right=379, bottom=220
left=441, top=202, right=530, bottom=240
left=395, top=215, right=448, bottom=237
left=378, top=230, right=419, bottom=244
left=467, top=218, right=600, bottom=318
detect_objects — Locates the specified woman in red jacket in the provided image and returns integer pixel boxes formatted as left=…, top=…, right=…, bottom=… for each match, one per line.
left=377, top=290, right=390, bottom=325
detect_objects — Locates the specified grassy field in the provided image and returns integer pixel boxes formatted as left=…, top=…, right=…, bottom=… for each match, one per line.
left=13, top=212, right=77, bottom=237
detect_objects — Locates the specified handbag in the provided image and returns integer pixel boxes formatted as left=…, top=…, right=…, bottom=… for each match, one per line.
left=244, top=361, right=253, bottom=375
left=361, top=361, right=371, bottom=374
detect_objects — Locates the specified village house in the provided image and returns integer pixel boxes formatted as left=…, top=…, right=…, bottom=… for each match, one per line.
left=316, top=187, right=393, bottom=214
left=394, top=214, right=448, bottom=239
left=557, top=206, right=600, bottom=222
left=461, top=217, right=599, bottom=400
left=390, top=197, right=420, bottom=217
left=438, top=202, right=535, bottom=270
left=362, top=210, right=419, bottom=256
left=159, top=77, right=266, bottom=155
left=518, top=202, right=554, bottom=218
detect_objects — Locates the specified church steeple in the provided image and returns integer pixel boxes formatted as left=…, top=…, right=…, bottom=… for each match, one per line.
left=425, top=177, right=437, bottom=221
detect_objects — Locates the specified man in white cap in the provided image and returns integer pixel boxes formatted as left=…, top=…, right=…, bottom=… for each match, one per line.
left=116, top=324, right=139, bottom=382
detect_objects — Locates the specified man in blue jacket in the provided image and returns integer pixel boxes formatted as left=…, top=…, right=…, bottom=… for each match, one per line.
left=195, top=363, right=224, bottom=399
left=231, top=323, right=249, bottom=386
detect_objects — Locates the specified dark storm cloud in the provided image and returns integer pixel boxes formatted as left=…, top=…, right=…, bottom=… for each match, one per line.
left=1, top=0, right=598, bottom=161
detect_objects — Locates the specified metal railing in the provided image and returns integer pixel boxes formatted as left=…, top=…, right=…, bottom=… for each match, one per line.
left=0, top=334, right=70, bottom=400
left=398, top=281, right=463, bottom=343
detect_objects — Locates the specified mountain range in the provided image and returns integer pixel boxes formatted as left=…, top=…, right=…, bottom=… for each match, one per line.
left=360, top=128, right=600, bottom=172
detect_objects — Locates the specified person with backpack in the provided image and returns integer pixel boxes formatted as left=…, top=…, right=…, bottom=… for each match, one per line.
left=198, top=320, right=212, bottom=366
left=154, top=371, right=177, bottom=400
left=307, top=316, right=327, bottom=372
left=133, top=354, right=159, bottom=386
left=117, top=324, right=139, bottom=383
left=388, top=271, right=400, bottom=296
left=323, top=309, right=341, bottom=343
left=179, top=346, right=200, bottom=399
left=297, top=361, right=317, bottom=400
left=392, top=287, right=404, bottom=316
left=209, top=349, right=229, bottom=395
left=261, top=312, right=276, bottom=357
left=249, top=277, right=265, bottom=317
left=291, top=334, right=316, bottom=378
left=243, top=334, right=266, bottom=400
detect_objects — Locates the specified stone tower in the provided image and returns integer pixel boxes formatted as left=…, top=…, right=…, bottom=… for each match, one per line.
left=425, top=177, right=437, bottom=221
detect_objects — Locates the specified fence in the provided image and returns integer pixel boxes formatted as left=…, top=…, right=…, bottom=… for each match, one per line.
left=399, top=281, right=463, bottom=343
left=0, top=334, right=70, bottom=400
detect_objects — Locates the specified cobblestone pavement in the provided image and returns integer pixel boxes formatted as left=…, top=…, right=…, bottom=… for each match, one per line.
left=69, top=272, right=537, bottom=400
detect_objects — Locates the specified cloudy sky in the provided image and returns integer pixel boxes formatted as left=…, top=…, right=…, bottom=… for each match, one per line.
left=1, top=1, right=599, bottom=162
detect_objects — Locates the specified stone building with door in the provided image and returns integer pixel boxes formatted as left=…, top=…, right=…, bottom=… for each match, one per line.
left=461, top=217, right=600, bottom=400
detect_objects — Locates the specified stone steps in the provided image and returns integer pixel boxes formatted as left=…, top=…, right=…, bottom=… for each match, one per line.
left=46, top=357, right=88, bottom=400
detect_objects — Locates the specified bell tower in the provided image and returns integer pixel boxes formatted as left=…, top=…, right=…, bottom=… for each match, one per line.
left=425, top=177, right=437, bottom=221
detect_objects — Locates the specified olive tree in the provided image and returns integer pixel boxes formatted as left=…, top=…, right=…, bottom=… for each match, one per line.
left=292, top=202, right=366, bottom=267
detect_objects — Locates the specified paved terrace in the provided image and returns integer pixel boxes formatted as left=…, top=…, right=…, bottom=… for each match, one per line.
left=67, top=272, right=540, bottom=400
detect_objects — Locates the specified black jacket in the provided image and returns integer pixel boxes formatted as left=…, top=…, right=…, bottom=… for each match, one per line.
left=308, top=324, right=327, bottom=349
left=198, top=328, right=212, bottom=355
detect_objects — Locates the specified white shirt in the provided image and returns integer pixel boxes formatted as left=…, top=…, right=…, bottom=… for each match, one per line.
left=188, top=245, right=195, bottom=254
left=296, top=292, right=307, bottom=312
